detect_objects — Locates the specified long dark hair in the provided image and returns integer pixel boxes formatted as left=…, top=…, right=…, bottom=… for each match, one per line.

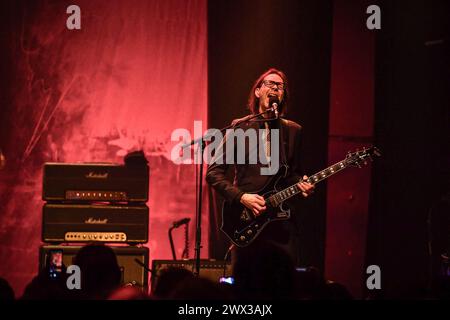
left=247, top=68, right=289, bottom=115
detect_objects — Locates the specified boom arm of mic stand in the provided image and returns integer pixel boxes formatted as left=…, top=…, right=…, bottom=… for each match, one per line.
left=181, top=108, right=276, bottom=148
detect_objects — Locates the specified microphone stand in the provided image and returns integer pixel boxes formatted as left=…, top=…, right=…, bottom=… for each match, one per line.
left=169, top=226, right=177, bottom=260
left=181, top=106, right=278, bottom=276
left=168, top=218, right=191, bottom=260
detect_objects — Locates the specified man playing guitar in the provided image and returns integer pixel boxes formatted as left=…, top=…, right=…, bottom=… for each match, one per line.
left=206, top=68, right=314, bottom=265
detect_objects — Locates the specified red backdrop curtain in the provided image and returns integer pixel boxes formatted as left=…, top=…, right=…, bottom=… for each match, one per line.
left=0, top=0, right=207, bottom=296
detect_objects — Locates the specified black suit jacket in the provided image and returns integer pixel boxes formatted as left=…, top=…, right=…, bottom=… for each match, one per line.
left=206, top=115, right=304, bottom=203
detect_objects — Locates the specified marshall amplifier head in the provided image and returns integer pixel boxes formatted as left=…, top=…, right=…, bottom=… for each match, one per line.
left=43, top=162, right=149, bottom=202
left=42, top=203, right=149, bottom=244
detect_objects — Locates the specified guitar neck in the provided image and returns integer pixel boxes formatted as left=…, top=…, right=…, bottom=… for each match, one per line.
left=268, top=159, right=349, bottom=206
left=306, top=159, right=349, bottom=184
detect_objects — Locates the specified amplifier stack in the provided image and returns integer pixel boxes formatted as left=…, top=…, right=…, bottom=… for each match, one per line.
left=40, top=151, right=150, bottom=290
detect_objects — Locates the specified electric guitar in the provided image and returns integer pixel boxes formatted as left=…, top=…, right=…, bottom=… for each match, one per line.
left=221, top=146, right=381, bottom=247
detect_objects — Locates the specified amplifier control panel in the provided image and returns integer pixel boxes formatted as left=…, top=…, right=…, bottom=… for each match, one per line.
left=65, top=232, right=127, bottom=242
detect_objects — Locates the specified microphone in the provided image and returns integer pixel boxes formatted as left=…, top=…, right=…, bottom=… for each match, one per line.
left=269, top=96, right=279, bottom=119
left=172, top=217, right=190, bottom=228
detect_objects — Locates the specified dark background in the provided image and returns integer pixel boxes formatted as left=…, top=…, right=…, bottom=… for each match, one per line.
left=366, top=0, right=450, bottom=298
left=207, top=0, right=333, bottom=272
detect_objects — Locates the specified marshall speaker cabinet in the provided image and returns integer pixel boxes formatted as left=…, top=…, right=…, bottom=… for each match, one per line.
left=39, top=245, right=150, bottom=291
left=42, top=203, right=149, bottom=244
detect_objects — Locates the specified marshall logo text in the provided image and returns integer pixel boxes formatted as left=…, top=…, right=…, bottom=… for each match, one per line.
left=84, top=218, right=108, bottom=224
left=85, top=172, right=108, bottom=179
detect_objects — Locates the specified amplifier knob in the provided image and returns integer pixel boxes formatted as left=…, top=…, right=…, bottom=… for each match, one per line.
left=240, top=236, right=246, bottom=241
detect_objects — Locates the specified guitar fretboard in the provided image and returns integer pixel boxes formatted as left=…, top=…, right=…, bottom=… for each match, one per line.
left=267, top=159, right=349, bottom=207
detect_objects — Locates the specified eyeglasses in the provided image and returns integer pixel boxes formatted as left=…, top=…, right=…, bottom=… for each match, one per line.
left=262, top=80, right=285, bottom=90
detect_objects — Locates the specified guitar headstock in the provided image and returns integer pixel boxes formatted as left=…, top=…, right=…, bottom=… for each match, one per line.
left=345, top=146, right=381, bottom=168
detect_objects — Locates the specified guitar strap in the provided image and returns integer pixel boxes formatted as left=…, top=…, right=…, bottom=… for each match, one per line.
left=278, top=118, right=289, bottom=167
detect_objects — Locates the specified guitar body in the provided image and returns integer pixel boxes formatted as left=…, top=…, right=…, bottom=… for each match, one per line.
left=221, top=165, right=292, bottom=247
left=219, top=147, right=380, bottom=248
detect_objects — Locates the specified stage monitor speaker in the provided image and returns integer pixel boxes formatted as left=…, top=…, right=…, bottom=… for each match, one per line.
left=39, top=245, right=149, bottom=291
left=151, top=259, right=232, bottom=288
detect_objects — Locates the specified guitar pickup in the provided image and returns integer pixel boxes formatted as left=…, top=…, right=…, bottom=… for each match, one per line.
left=240, top=209, right=253, bottom=221
left=276, top=211, right=289, bottom=218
